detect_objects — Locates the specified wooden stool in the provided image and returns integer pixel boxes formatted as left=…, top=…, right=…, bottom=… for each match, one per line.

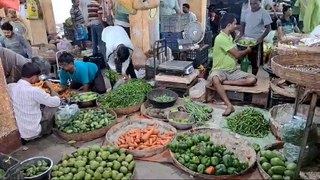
left=157, top=78, right=198, bottom=96
left=205, top=68, right=270, bottom=108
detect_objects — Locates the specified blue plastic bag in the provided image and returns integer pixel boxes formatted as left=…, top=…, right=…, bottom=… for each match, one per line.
left=74, top=25, right=88, bottom=41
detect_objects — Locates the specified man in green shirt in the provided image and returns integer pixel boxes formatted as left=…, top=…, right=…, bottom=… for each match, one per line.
left=209, top=13, right=256, bottom=116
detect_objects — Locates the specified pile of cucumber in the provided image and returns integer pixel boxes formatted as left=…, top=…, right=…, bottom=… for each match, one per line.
left=259, top=150, right=297, bottom=180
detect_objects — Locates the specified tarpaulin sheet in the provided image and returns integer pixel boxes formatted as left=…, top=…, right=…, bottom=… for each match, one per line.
left=0, top=0, right=19, bottom=10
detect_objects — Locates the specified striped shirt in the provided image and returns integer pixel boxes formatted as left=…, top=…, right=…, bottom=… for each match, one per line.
left=7, top=80, right=61, bottom=139
left=88, top=0, right=102, bottom=25
left=70, top=5, right=86, bottom=26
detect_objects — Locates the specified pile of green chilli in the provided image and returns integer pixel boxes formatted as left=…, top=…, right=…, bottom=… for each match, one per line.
left=98, top=79, right=152, bottom=108
left=226, top=108, right=270, bottom=138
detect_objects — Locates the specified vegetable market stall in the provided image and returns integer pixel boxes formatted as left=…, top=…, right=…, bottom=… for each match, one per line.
left=271, top=53, right=320, bottom=179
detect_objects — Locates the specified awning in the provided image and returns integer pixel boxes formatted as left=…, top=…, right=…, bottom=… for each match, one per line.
left=0, top=0, right=19, bottom=10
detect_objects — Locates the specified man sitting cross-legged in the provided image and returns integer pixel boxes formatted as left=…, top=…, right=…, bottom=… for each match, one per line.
left=208, top=13, right=257, bottom=116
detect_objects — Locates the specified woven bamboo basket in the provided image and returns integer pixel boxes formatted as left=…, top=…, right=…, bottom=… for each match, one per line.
left=55, top=108, right=117, bottom=142
left=111, top=102, right=143, bottom=115
left=269, top=103, right=320, bottom=140
left=0, top=59, right=18, bottom=138
left=270, top=78, right=296, bottom=98
left=105, top=118, right=177, bottom=158
left=276, top=43, right=320, bottom=56
left=257, top=142, right=307, bottom=180
left=271, top=54, right=320, bottom=89
left=169, top=128, right=256, bottom=179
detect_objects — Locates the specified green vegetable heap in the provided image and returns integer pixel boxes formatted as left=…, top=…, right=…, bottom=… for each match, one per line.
left=260, top=150, right=297, bottom=180
left=237, top=39, right=257, bottom=47
left=227, top=108, right=270, bottom=138
left=21, top=160, right=49, bottom=177
left=51, top=146, right=135, bottom=180
left=72, top=92, right=98, bottom=102
left=106, top=70, right=121, bottom=84
left=153, top=95, right=175, bottom=103
left=184, top=98, right=213, bottom=126
left=169, top=134, right=249, bottom=176
left=98, top=79, right=152, bottom=108
left=0, top=168, right=6, bottom=179
left=58, top=109, right=116, bottom=134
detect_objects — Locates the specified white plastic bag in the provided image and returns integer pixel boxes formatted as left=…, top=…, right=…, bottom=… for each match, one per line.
left=189, top=78, right=207, bottom=99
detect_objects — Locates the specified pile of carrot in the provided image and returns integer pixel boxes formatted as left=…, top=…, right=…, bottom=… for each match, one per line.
left=33, top=81, right=75, bottom=99
left=116, top=124, right=175, bottom=151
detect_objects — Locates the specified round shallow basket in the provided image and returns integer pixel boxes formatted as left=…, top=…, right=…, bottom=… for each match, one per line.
left=269, top=103, right=320, bottom=140
left=5, top=157, right=53, bottom=180
left=55, top=108, right=117, bottom=142
left=257, top=142, right=306, bottom=180
left=236, top=37, right=257, bottom=50
left=147, top=88, right=178, bottom=108
left=270, top=78, right=296, bottom=98
left=167, top=111, right=195, bottom=130
left=271, top=54, right=320, bottom=89
left=140, top=99, right=184, bottom=121
left=105, top=118, right=177, bottom=158
left=110, top=101, right=144, bottom=115
left=276, top=43, right=320, bottom=56
left=169, top=128, right=256, bottom=179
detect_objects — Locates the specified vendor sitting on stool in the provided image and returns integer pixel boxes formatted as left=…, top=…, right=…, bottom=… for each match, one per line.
left=58, top=52, right=106, bottom=94
left=7, top=62, right=61, bottom=144
left=102, top=26, right=137, bottom=79
left=208, top=13, right=257, bottom=116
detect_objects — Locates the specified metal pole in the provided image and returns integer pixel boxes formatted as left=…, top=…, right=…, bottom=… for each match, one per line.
left=294, top=93, right=318, bottom=179
left=293, top=86, right=302, bottom=116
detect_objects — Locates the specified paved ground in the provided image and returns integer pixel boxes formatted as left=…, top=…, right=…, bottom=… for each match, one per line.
left=11, top=134, right=192, bottom=179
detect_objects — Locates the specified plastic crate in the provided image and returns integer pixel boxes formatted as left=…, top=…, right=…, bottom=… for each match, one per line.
left=185, top=44, right=210, bottom=67
left=160, top=14, right=190, bottom=33
left=160, top=32, right=183, bottom=51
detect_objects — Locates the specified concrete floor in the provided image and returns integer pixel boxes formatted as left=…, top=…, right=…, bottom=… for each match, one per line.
left=11, top=133, right=263, bottom=179
left=11, top=134, right=192, bottom=179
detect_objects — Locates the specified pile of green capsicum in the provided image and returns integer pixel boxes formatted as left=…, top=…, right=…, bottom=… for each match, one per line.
left=169, top=134, right=249, bottom=176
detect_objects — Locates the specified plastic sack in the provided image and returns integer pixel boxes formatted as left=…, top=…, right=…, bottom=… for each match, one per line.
left=189, top=78, right=207, bottom=99
left=281, top=116, right=318, bottom=145
left=74, top=25, right=88, bottom=41
left=283, top=143, right=318, bottom=166
left=26, top=0, right=39, bottom=20
left=281, top=116, right=306, bottom=145
left=55, top=104, right=80, bottom=128
left=264, top=30, right=276, bottom=44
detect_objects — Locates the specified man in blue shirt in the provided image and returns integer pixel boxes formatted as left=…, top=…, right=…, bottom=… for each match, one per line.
left=58, top=52, right=106, bottom=94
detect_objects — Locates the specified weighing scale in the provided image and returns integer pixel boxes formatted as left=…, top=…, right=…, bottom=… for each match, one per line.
left=156, top=22, right=204, bottom=76
left=158, top=60, right=194, bottom=75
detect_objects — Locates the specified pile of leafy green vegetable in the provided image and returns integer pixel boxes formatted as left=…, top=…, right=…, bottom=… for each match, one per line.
left=0, top=168, right=6, bottom=179
left=226, top=108, right=270, bottom=138
left=98, top=79, right=152, bottom=108
left=184, top=98, right=213, bottom=126
left=58, top=109, right=116, bottom=134
left=169, top=134, right=249, bottom=176
left=106, top=70, right=121, bottom=84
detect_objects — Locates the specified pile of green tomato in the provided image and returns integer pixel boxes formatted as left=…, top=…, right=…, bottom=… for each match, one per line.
left=51, top=146, right=135, bottom=180
left=169, top=134, right=249, bottom=176
left=260, top=150, right=297, bottom=180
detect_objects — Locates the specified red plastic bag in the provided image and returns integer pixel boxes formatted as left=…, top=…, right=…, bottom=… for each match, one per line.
left=0, top=0, right=19, bottom=10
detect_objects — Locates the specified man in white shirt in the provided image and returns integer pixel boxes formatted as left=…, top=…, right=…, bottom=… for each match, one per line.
left=182, top=3, right=197, bottom=22
left=8, top=62, right=61, bottom=143
left=101, top=25, right=136, bottom=79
